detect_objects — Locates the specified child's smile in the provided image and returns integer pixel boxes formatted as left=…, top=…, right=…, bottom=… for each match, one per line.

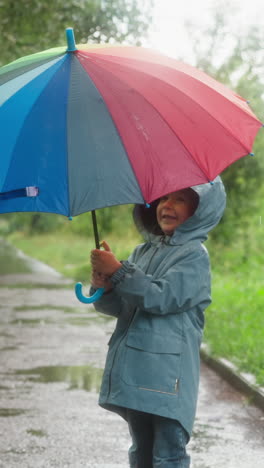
left=156, top=189, right=198, bottom=235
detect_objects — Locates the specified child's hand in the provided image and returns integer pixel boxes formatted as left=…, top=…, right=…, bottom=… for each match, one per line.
left=91, top=268, right=113, bottom=292
left=90, top=240, right=122, bottom=276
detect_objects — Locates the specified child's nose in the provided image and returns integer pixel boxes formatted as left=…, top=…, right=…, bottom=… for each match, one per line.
left=163, top=197, right=174, bottom=208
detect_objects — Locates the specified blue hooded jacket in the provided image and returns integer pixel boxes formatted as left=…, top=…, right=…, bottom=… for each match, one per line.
left=93, top=177, right=226, bottom=437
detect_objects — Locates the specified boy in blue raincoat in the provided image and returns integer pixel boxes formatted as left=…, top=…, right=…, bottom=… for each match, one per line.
left=90, top=177, right=226, bottom=468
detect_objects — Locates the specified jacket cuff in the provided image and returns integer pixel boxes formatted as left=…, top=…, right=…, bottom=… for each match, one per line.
left=110, top=260, right=135, bottom=286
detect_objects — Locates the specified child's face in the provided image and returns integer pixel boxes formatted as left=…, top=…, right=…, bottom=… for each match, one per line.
left=156, top=189, right=198, bottom=236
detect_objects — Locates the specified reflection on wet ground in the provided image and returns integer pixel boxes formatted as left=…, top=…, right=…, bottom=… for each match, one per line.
left=0, top=346, right=17, bottom=351
left=15, top=365, right=103, bottom=392
left=26, top=429, right=47, bottom=438
left=0, top=408, right=28, bottom=417
left=1, top=305, right=113, bottom=327
left=0, top=282, right=264, bottom=467
left=10, top=318, right=53, bottom=326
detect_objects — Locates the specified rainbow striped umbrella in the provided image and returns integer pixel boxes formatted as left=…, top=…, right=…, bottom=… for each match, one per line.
left=0, top=28, right=262, bottom=302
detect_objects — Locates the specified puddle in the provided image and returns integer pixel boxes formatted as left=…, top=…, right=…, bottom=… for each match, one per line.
left=62, top=310, right=113, bottom=325
left=11, top=306, right=112, bottom=328
left=192, top=423, right=211, bottom=439
left=191, top=422, right=222, bottom=453
left=9, top=315, right=111, bottom=328
left=191, top=424, right=213, bottom=453
left=10, top=319, right=52, bottom=326
left=15, top=365, right=103, bottom=392
left=0, top=408, right=28, bottom=417
left=14, top=305, right=75, bottom=312
left=64, top=316, right=99, bottom=326
left=27, top=429, right=47, bottom=437
left=0, top=332, right=14, bottom=338
left=0, top=283, right=74, bottom=289
left=0, top=346, right=17, bottom=351
left=3, top=448, right=28, bottom=455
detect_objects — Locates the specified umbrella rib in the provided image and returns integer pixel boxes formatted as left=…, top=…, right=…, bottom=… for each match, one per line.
left=78, top=55, right=212, bottom=180
left=0, top=52, right=66, bottom=85
left=1, top=56, right=69, bottom=212
left=84, top=53, right=259, bottom=155
left=73, top=57, right=149, bottom=203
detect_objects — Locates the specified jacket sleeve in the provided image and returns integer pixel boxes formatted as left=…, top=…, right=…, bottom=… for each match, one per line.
left=89, top=244, right=144, bottom=317
left=90, top=287, right=123, bottom=318
left=110, top=247, right=211, bottom=316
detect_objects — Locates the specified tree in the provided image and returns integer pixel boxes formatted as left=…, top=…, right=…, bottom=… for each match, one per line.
left=0, top=0, right=153, bottom=66
left=184, top=3, right=264, bottom=244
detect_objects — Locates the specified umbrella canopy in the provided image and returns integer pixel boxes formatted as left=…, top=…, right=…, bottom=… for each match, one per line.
left=0, top=28, right=262, bottom=220
left=0, top=28, right=262, bottom=303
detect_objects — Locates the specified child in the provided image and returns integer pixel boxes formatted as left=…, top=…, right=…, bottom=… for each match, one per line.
left=90, top=177, right=226, bottom=468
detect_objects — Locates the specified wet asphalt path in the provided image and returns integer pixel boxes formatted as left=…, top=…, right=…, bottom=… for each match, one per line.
left=0, top=274, right=264, bottom=468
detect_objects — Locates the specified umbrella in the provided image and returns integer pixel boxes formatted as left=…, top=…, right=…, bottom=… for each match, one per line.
left=0, top=28, right=262, bottom=303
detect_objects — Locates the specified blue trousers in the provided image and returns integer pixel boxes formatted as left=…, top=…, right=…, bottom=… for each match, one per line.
left=127, top=409, right=190, bottom=468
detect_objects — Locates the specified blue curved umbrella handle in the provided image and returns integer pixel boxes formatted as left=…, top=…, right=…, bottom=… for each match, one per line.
left=75, top=283, right=105, bottom=304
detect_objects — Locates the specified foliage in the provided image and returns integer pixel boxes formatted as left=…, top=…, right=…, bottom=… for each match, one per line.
left=1, top=204, right=137, bottom=239
left=0, top=0, right=153, bottom=66
left=205, top=219, right=264, bottom=386
left=1, top=212, right=62, bottom=235
left=7, top=227, right=141, bottom=282
left=205, top=268, right=264, bottom=386
left=184, top=3, right=264, bottom=243
left=182, top=3, right=264, bottom=382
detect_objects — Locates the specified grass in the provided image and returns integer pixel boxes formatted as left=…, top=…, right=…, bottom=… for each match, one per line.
left=7, top=229, right=141, bottom=283
left=0, top=238, right=31, bottom=275
left=206, top=220, right=264, bottom=386
left=205, top=268, right=264, bottom=385
left=4, top=221, right=264, bottom=387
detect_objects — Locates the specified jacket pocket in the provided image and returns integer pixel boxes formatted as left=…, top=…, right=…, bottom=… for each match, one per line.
left=121, top=329, right=182, bottom=394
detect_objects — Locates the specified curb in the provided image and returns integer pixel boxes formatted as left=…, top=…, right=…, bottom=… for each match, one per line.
left=200, top=345, right=264, bottom=412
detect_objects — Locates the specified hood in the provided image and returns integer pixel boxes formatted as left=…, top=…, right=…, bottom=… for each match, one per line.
left=169, top=176, right=226, bottom=245
left=134, top=176, right=226, bottom=245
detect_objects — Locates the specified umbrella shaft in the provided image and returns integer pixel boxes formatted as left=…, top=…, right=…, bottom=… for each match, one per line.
left=91, top=210, right=100, bottom=249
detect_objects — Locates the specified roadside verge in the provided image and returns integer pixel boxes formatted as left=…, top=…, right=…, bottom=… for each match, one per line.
left=200, top=343, right=264, bottom=412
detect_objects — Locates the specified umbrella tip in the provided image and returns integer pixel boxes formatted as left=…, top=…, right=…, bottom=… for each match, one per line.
left=66, top=28, right=77, bottom=52
left=68, top=216, right=73, bottom=221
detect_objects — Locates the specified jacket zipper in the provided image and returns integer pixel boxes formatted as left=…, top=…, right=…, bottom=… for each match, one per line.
left=106, top=237, right=165, bottom=399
